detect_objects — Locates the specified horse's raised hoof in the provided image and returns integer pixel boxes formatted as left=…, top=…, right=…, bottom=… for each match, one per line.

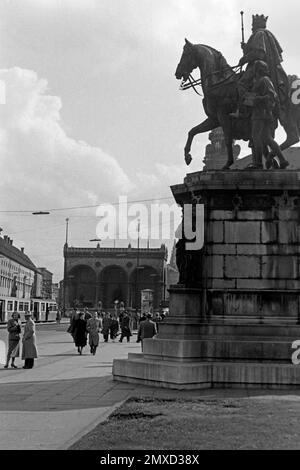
left=185, top=153, right=192, bottom=166
left=279, top=160, right=289, bottom=169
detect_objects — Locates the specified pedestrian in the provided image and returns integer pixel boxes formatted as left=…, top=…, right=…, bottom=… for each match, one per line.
left=22, top=312, right=38, bottom=369
left=101, top=312, right=111, bottom=342
left=67, top=310, right=78, bottom=339
left=139, top=312, right=147, bottom=324
left=109, top=315, right=119, bottom=342
left=119, top=311, right=132, bottom=343
left=136, top=312, right=146, bottom=343
left=4, top=311, right=21, bottom=369
left=45, top=305, right=49, bottom=322
left=86, top=311, right=101, bottom=355
left=137, top=313, right=157, bottom=351
left=84, top=308, right=92, bottom=321
left=154, top=312, right=162, bottom=333
left=56, top=309, right=62, bottom=324
left=118, top=309, right=124, bottom=325
left=96, top=310, right=102, bottom=320
left=73, top=311, right=87, bottom=355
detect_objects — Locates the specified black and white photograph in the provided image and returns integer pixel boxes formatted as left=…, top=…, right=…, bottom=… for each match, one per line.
left=1, top=0, right=300, bottom=456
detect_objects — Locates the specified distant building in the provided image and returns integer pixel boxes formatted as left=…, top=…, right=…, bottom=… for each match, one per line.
left=31, top=271, right=42, bottom=298
left=63, top=243, right=168, bottom=310
left=166, top=241, right=179, bottom=296
left=38, top=267, right=53, bottom=300
left=58, top=280, right=64, bottom=309
left=203, top=127, right=240, bottom=171
left=52, top=283, right=59, bottom=303
left=0, top=236, right=37, bottom=321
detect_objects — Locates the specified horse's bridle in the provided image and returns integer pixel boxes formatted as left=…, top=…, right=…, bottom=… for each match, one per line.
left=180, top=65, right=242, bottom=96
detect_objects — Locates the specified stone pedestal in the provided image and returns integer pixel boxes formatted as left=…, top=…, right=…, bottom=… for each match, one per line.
left=113, top=170, right=300, bottom=389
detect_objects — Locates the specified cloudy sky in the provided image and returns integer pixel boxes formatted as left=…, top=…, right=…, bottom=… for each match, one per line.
left=0, top=0, right=299, bottom=281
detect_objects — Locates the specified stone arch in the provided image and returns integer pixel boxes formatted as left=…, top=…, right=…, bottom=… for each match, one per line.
left=68, top=265, right=97, bottom=308
left=99, top=265, right=128, bottom=309
left=129, top=265, right=160, bottom=309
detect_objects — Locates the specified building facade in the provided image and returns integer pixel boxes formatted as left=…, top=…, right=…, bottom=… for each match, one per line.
left=38, top=267, right=53, bottom=299
left=0, top=236, right=36, bottom=321
left=52, top=283, right=60, bottom=303
left=64, top=244, right=168, bottom=310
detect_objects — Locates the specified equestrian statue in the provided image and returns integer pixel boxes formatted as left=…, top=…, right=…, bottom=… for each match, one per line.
left=175, top=13, right=300, bottom=169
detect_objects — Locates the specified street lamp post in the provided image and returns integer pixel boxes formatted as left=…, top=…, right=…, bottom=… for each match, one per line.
left=63, top=218, right=69, bottom=316
left=162, top=263, right=166, bottom=302
left=135, top=220, right=140, bottom=311
left=89, top=239, right=101, bottom=307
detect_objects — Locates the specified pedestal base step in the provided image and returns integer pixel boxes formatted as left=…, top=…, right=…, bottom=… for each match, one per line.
left=113, top=355, right=300, bottom=390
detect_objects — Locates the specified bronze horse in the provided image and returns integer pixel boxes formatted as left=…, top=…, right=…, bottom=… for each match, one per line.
left=175, top=39, right=300, bottom=169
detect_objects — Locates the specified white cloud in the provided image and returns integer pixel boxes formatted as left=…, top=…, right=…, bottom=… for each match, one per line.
left=155, top=163, right=188, bottom=184
left=0, top=67, right=134, bottom=279
left=135, top=160, right=203, bottom=193
left=0, top=67, right=133, bottom=211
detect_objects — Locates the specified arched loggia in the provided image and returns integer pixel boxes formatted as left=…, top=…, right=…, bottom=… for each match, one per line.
left=68, top=265, right=97, bottom=308
left=99, top=265, right=128, bottom=309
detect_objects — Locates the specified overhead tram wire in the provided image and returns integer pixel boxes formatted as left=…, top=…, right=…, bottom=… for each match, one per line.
left=8, top=214, right=179, bottom=238
left=0, top=195, right=174, bottom=214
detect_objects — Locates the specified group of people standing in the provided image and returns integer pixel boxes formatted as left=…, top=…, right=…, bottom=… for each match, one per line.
left=68, top=309, right=132, bottom=355
left=68, top=307, right=165, bottom=355
left=4, top=311, right=38, bottom=369
left=68, top=310, right=102, bottom=355
left=3, top=307, right=166, bottom=367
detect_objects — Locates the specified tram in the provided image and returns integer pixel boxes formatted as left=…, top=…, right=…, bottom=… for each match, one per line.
left=0, top=297, right=57, bottom=322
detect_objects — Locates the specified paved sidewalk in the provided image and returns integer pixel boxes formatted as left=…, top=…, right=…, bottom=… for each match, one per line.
left=1, top=325, right=300, bottom=450
left=0, top=326, right=145, bottom=450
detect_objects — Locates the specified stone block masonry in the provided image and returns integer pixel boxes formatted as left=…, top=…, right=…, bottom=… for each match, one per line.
left=113, top=171, right=300, bottom=390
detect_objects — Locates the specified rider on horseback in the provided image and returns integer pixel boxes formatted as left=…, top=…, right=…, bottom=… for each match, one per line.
left=231, top=14, right=289, bottom=119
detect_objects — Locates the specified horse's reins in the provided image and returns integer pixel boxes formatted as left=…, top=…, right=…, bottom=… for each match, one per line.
left=186, top=74, right=203, bottom=96
left=181, top=64, right=242, bottom=96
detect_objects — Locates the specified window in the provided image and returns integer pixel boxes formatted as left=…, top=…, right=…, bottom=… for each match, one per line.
left=7, top=301, right=13, bottom=311
left=19, top=302, right=24, bottom=311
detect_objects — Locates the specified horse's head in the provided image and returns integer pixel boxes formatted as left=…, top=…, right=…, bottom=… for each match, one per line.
left=175, top=39, right=198, bottom=83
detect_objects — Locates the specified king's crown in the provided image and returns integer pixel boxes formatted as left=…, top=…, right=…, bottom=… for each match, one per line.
left=252, top=14, right=268, bottom=28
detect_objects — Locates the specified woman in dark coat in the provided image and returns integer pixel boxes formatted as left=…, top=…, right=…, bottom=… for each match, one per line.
left=4, top=312, right=21, bottom=369
left=73, top=312, right=87, bottom=354
left=109, top=315, right=119, bottom=342
left=67, top=310, right=78, bottom=339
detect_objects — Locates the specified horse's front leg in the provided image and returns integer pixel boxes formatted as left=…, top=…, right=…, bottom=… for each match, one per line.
left=184, top=118, right=218, bottom=165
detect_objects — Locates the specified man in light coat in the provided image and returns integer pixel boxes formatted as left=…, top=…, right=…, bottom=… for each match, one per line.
left=22, top=312, right=38, bottom=369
